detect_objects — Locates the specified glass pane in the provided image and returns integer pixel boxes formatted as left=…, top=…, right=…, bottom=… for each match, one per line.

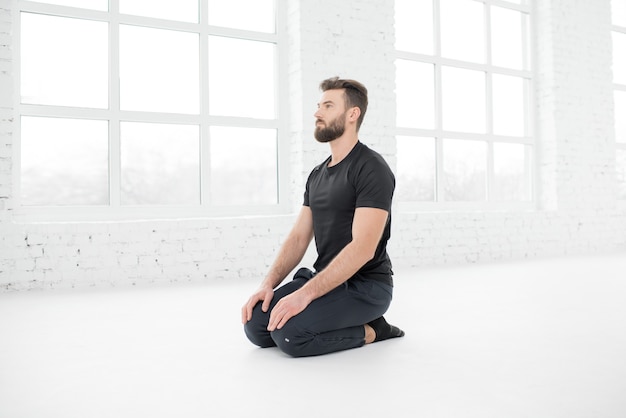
left=396, top=60, right=435, bottom=129
left=491, top=7, right=527, bottom=70
left=395, top=0, right=433, bottom=54
left=615, top=91, right=626, bottom=143
left=492, top=74, right=525, bottom=136
left=120, top=122, right=200, bottom=205
left=493, top=142, right=529, bottom=200
left=208, top=0, right=274, bottom=33
left=21, top=117, right=109, bottom=206
left=613, top=0, right=626, bottom=27
left=120, top=25, right=199, bottom=114
left=396, top=136, right=436, bottom=201
left=208, top=36, right=275, bottom=119
left=617, top=149, right=626, bottom=199
left=613, top=32, right=626, bottom=85
left=29, top=0, right=107, bottom=10
left=443, top=138, right=487, bottom=201
left=120, top=0, right=198, bottom=22
left=209, top=127, right=277, bottom=205
left=21, top=13, right=108, bottom=108
left=440, top=0, right=485, bottom=63
left=442, top=66, right=486, bottom=133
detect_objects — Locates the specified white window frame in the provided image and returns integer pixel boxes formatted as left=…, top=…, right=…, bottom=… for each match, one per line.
left=394, top=0, right=535, bottom=212
left=12, top=0, right=289, bottom=221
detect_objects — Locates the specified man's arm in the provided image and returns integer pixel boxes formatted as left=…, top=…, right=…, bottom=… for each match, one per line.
left=261, top=206, right=314, bottom=289
left=267, top=206, right=388, bottom=331
left=241, top=206, right=314, bottom=324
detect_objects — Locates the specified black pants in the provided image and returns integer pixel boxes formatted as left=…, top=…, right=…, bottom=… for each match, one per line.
left=244, top=268, right=393, bottom=357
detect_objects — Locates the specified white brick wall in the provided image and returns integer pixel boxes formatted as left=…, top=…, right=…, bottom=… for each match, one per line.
left=1, top=0, right=625, bottom=291
left=0, top=0, right=11, bottom=216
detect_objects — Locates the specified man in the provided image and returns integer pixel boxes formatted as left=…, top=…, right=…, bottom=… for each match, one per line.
left=241, top=77, right=404, bottom=357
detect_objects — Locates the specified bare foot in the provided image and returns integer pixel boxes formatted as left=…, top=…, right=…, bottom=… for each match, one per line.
left=364, top=324, right=376, bottom=344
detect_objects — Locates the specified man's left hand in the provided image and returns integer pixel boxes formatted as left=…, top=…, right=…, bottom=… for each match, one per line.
left=267, top=289, right=312, bottom=331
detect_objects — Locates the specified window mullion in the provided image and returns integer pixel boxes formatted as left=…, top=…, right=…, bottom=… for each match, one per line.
left=109, top=0, right=121, bottom=207
left=200, top=0, right=210, bottom=206
left=485, top=4, right=493, bottom=202
left=432, top=0, right=441, bottom=57
left=433, top=0, right=443, bottom=202
left=275, top=0, right=288, bottom=208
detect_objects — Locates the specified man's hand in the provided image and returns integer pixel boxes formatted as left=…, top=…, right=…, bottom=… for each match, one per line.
left=267, top=289, right=312, bottom=331
left=241, top=286, right=274, bottom=324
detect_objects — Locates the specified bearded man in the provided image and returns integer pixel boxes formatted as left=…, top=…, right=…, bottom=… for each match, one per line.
left=241, top=77, right=404, bottom=357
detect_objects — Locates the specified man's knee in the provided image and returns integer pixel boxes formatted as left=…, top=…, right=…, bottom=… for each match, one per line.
left=271, top=324, right=310, bottom=358
left=244, top=305, right=275, bottom=348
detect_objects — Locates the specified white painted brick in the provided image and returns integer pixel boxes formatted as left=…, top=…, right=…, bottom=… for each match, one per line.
left=14, top=258, right=35, bottom=272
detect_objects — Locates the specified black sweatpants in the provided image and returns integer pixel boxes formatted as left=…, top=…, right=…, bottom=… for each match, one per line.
left=243, top=268, right=393, bottom=357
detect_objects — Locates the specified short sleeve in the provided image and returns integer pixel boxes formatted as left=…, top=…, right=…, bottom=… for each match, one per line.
left=354, top=156, right=395, bottom=211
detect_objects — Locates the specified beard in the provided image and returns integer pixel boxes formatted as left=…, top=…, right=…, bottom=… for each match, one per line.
left=314, top=112, right=346, bottom=143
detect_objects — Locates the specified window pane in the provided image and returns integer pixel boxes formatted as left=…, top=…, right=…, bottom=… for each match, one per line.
left=396, top=136, right=436, bottom=201
left=613, top=32, right=626, bottom=85
left=29, top=0, right=107, bottom=10
left=618, top=149, right=626, bottom=199
left=209, top=127, right=277, bottom=205
left=21, top=13, right=108, bottom=108
left=120, top=122, right=200, bottom=205
left=443, top=138, right=487, bottom=201
left=491, top=6, right=527, bottom=70
left=120, top=0, right=198, bottom=22
left=120, top=25, right=199, bottom=114
left=442, top=66, right=486, bottom=133
left=21, top=117, right=109, bottom=206
left=616, top=91, right=626, bottom=143
left=208, top=0, right=274, bottom=33
left=613, top=0, right=626, bottom=27
left=396, top=60, right=435, bottom=129
left=440, top=0, right=485, bottom=63
left=395, top=0, right=433, bottom=54
left=208, top=36, right=275, bottom=119
left=493, top=142, right=529, bottom=201
left=492, top=74, right=525, bottom=136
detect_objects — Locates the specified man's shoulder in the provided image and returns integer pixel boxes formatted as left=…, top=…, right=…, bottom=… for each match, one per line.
left=309, top=155, right=331, bottom=174
left=354, top=142, right=392, bottom=170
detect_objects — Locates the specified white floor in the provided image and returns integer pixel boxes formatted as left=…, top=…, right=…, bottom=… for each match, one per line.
left=1, top=252, right=626, bottom=418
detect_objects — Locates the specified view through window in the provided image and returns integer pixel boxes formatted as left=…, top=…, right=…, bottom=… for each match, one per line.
left=18, top=0, right=279, bottom=212
left=394, top=0, right=533, bottom=206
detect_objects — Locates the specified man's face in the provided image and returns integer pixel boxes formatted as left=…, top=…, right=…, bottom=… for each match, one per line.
left=314, top=89, right=348, bottom=143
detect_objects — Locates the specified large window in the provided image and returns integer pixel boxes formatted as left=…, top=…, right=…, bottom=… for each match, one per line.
left=394, top=0, right=533, bottom=207
left=613, top=0, right=626, bottom=199
left=17, top=0, right=282, bottom=218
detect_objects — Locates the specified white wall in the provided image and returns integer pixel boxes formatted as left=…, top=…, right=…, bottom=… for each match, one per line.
left=1, top=0, right=625, bottom=291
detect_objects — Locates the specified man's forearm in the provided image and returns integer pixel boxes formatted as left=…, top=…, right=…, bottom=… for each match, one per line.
left=261, top=232, right=311, bottom=289
left=299, top=239, right=373, bottom=301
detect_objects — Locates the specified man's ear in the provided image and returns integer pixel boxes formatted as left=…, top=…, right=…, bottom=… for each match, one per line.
left=348, top=106, right=361, bottom=123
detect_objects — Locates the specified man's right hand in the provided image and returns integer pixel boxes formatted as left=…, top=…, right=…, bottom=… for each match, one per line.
left=241, top=287, right=274, bottom=324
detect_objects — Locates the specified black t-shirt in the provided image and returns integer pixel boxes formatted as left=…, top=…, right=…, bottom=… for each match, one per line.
left=303, top=141, right=395, bottom=286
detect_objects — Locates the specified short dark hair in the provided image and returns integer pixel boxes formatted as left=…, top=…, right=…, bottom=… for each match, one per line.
left=319, top=77, right=368, bottom=131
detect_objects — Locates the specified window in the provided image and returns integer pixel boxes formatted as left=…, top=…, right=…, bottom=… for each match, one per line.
left=613, top=0, right=626, bottom=199
left=17, top=0, right=282, bottom=217
left=394, top=0, right=533, bottom=207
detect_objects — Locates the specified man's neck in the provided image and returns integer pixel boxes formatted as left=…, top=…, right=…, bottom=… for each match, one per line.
left=327, top=133, right=359, bottom=167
